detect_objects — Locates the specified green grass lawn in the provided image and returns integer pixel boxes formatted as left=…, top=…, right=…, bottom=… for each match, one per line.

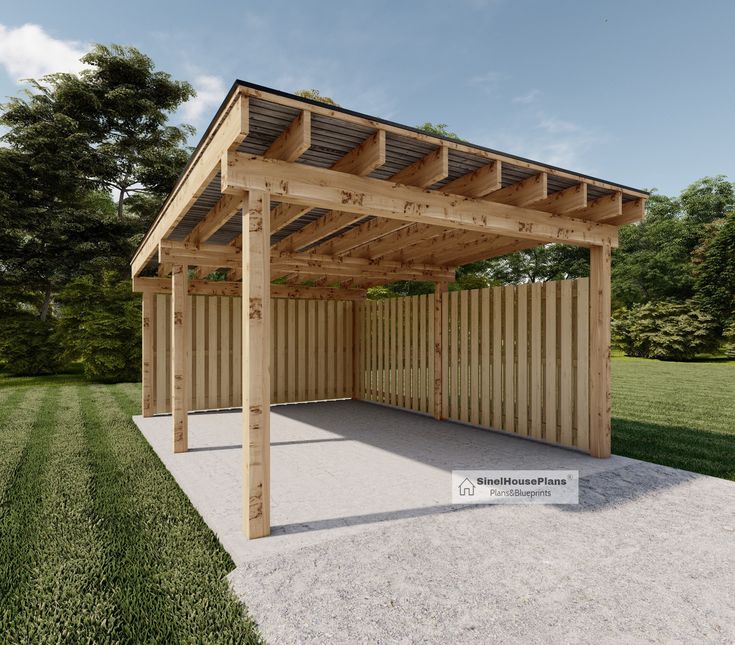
left=0, top=374, right=262, bottom=643
left=612, top=357, right=735, bottom=480
left=0, top=358, right=732, bottom=641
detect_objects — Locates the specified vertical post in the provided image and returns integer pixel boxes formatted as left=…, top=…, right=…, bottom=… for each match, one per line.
left=243, top=189, right=271, bottom=539
left=352, top=300, right=361, bottom=399
left=589, top=244, right=612, bottom=458
left=433, top=282, right=447, bottom=419
left=142, top=291, right=154, bottom=417
left=171, top=265, right=189, bottom=453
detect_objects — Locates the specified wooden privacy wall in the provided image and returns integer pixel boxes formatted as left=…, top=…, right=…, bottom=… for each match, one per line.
left=270, top=299, right=353, bottom=404
left=358, top=280, right=591, bottom=451
left=149, top=295, right=353, bottom=414
left=357, top=295, right=436, bottom=415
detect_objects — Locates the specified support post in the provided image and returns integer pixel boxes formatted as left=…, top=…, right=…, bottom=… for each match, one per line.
left=171, top=265, right=189, bottom=452
left=142, top=291, right=154, bottom=417
left=589, top=244, right=612, bottom=458
left=243, top=190, right=271, bottom=539
left=433, top=282, right=448, bottom=419
left=352, top=300, right=361, bottom=399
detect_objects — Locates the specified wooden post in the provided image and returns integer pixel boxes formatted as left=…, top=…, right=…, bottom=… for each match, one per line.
left=589, top=244, right=612, bottom=458
left=171, top=265, right=189, bottom=453
left=352, top=300, right=361, bottom=399
left=433, top=282, right=447, bottom=419
left=243, top=189, right=271, bottom=539
left=142, top=291, right=154, bottom=417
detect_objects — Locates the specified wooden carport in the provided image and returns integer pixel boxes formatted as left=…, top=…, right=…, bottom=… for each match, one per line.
left=131, top=81, right=647, bottom=539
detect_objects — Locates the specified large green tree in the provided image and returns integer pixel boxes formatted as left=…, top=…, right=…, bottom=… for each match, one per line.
left=694, top=212, right=735, bottom=325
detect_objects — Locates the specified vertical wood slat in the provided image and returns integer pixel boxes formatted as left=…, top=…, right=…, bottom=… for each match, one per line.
left=195, top=296, right=206, bottom=410
left=418, top=295, right=427, bottom=413
left=297, top=300, right=307, bottom=402
left=559, top=280, right=573, bottom=445
left=155, top=294, right=167, bottom=414
left=208, top=298, right=218, bottom=410
left=481, top=288, right=491, bottom=428
left=411, top=297, right=419, bottom=411
left=336, top=301, right=344, bottom=399
left=530, top=283, right=543, bottom=440
left=469, top=289, right=479, bottom=426
left=276, top=299, right=286, bottom=403
left=286, top=300, right=296, bottom=402
left=459, top=289, right=469, bottom=422
left=428, top=292, right=436, bottom=418
left=233, top=297, right=242, bottom=408
left=142, top=291, right=154, bottom=417
left=449, top=291, right=459, bottom=419
left=397, top=298, right=405, bottom=408
left=171, top=265, right=188, bottom=453
left=440, top=287, right=449, bottom=419
left=576, top=279, right=590, bottom=450
left=589, top=245, right=612, bottom=458
left=516, top=285, right=528, bottom=436
left=492, top=287, right=502, bottom=430
left=504, top=286, right=515, bottom=434
left=544, top=281, right=557, bottom=443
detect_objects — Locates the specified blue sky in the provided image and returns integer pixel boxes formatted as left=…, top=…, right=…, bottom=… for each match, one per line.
left=1, top=0, right=733, bottom=195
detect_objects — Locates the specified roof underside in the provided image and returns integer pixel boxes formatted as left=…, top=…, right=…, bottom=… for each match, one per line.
left=137, top=81, right=647, bottom=284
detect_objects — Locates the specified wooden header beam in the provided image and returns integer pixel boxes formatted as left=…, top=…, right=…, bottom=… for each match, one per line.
left=223, top=153, right=619, bottom=248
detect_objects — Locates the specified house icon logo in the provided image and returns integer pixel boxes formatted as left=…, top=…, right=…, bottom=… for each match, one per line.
left=459, top=477, right=475, bottom=497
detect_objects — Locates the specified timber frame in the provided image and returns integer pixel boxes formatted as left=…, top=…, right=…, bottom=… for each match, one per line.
left=132, top=80, right=647, bottom=539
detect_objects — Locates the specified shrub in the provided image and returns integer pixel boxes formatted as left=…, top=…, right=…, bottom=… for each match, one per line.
left=0, top=314, right=61, bottom=375
left=724, top=322, right=735, bottom=359
left=56, top=272, right=141, bottom=382
left=612, top=301, right=720, bottom=361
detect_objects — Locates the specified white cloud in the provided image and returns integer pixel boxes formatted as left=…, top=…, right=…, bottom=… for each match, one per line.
left=537, top=115, right=580, bottom=134
left=181, top=74, right=227, bottom=124
left=0, top=23, right=87, bottom=81
left=512, top=89, right=540, bottom=105
left=467, top=71, right=504, bottom=94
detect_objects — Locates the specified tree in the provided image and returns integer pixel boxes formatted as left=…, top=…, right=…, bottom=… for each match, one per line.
left=415, top=122, right=462, bottom=140
left=694, top=212, right=735, bottom=325
left=295, top=89, right=339, bottom=106
left=680, top=175, right=735, bottom=226
left=1, top=44, right=194, bottom=220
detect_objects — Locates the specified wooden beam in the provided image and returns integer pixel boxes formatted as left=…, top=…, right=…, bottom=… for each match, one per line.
left=223, top=154, right=618, bottom=247
left=531, top=183, right=587, bottom=214
left=433, top=282, right=447, bottom=419
left=243, top=190, right=271, bottom=539
left=331, top=130, right=386, bottom=176
left=131, top=92, right=248, bottom=276
left=589, top=243, right=612, bottom=458
left=272, top=284, right=366, bottom=300
left=272, top=211, right=364, bottom=253
left=348, top=222, right=441, bottom=259
left=160, top=240, right=241, bottom=269
left=440, top=161, right=501, bottom=197
left=264, top=110, right=311, bottom=162
left=486, top=172, right=547, bottom=207
left=184, top=192, right=242, bottom=246
left=399, top=229, right=489, bottom=265
left=312, top=218, right=407, bottom=256
left=141, top=291, right=154, bottom=418
left=390, top=146, right=449, bottom=188
left=171, top=264, right=188, bottom=453
left=604, top=198, right=646, bottom=226
left=577, top=191, right=623, bottom=222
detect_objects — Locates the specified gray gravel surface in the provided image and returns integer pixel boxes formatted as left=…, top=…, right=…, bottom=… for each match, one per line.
left=230, top=461, right=735, bottom=644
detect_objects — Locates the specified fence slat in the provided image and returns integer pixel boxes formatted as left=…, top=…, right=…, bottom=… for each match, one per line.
left=544, top=282, right=557, bottom=443
left=492, top=287, right=503, bottom=429
left=560, top=280, right=573, bottom=445
left=576, top=279, right=590, bottom=450
left=504, top=286, right=515, bottom=434
left=516, top=285, right=528, bottom=436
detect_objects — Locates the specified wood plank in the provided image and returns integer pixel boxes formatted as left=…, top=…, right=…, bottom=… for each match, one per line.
left=273, top=211, right=364, bottom=252
left=286, top=300, right=296, bottom=402
left=276, top=299, right=286, bottom=402
left=589, top=245, right=612, bottom=457
left=532, top=183, right=587, bottom=214
left=313, top=218, right=408, bottom=257
left=195, top=296, right=206, bottom=410
left=428, top=292, right=435, bottom=417
left=224, top=153, right=619, bottom=248
left=458, top=289, right=468, bottom=421
left=208, top=297, right=218, bottom=409
left=271, top=285, right=366, bottom=300
left=576, top=279, right=590, bottom=450
left=352, top=301, right=361, bottom=399
left=317, top=302, right=327, bottom=398
left=242, top=189, right=271, bottom=539
left=171, top=265, right=188, bottom=453
left=433, top=284, right=446, bottom=419
left=141, top=291, right=154, bottom=417
left=492, top=287, right=502, bottom=429
left=184, top=192, right=242, bottom=246
left=449, top=291, right=458, bottom=418
left=411, top=296, right=419, bottom=410
left=480, top=287, right=491, bottom=427
left=487, top=172, right=547, bottom=207
left=530, top=283, right=542, bottom=440
left=390, top=146, right=448, bottom=188
left=327, top=301, right=336, bottom=398
left=559, top=280, right=573, bottom=445
left=344, top=300, right=353, bottom=396
left=440, top=161, right=501, bottom=197
left=504, top=285, right=515, bottom=434
left=264, top=110, right=311, bottom=162
left=336, top=301, right=344, bottom=398
left=390, top=298, right=397, bottom=406
left=297, top=300, right=306, bottom=401
left=516, top=284, right=528, bottom=436
left=232, top=297, right=242, bottom=408
left=220, top=297, right=230, bottom=406
left=544, top=281, right=557, bottom=443
left=419, top=294, right=427, bottom=412
left=469, top=288, right=480, bottom=425
left=441, top=289, right=449, bottom=419
left=155, top=294, right=167, bottom=413
left=577, top=192, right=622, bottom=222
left=331, top=130, right=386, bottom=176
left=605, top=198, right=646, bottom=226
left=307, top=300, right=317, bottom=400
left=396, top=297, right=405, bottom=408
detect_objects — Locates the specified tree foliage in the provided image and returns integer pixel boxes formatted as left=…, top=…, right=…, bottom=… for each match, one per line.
left=693, top=212, right=735, bottom=325
left=415, top=122, right=463, bottom=140
left=612, top=301, right=719, bottom=361
left=294, top=89, right=339, bottom=106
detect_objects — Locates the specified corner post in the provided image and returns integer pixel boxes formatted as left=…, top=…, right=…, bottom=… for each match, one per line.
left=171, top=265, right=189, bottom=452
left=243, top=190, right=271, bottom=539
left=433, top=281, right=448, bottom=420
left=142, top=291, right=154, bottom=417
left=589, top=244, right=612, bottom=458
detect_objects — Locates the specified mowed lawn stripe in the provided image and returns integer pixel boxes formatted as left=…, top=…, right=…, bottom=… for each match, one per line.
left=0, top=386, right=35, bottom=503
left=79, top=383, right=260, bottom=642
left=0, top=385, right=59, bottom=628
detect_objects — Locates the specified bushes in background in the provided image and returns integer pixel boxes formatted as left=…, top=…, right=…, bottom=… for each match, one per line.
left=613, top=301, right=720, bottom=361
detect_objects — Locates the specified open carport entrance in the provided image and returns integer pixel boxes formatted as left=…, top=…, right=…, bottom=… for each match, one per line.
left=131, top=81, right=647, bottom=538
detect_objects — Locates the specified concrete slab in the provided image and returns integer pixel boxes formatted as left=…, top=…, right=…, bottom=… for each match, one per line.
left=133, top=399, right=635, bottom=564
left=134, top=400, right=735, bottom=643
